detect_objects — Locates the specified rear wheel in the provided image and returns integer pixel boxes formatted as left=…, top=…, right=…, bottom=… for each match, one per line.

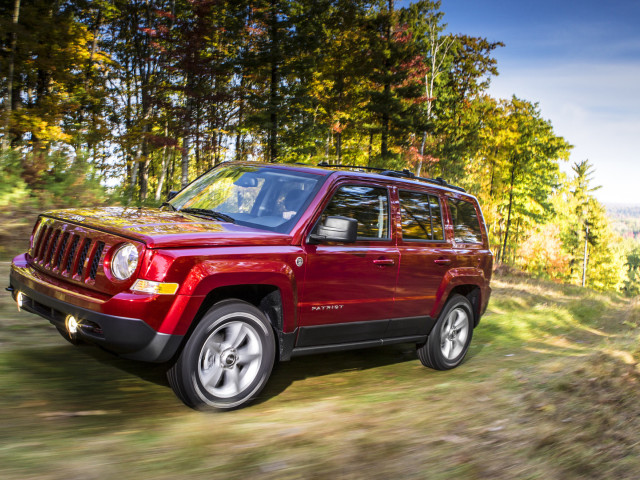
left=417, top=294, right=473, bottom=370
left=167, top=300, right=276, bottom=410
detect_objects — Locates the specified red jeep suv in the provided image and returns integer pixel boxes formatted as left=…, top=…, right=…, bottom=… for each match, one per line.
left=9, top=162, right=492, bottom=409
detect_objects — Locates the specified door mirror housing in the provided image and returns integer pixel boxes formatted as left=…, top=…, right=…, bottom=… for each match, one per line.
left=167, top=190, right=179, bottom=201
left=309, top=216, right=358, bottom=244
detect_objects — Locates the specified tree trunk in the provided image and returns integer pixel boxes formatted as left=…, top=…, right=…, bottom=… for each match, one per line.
left=417, top=130, right=427, bottom=176
left=139, top=156, right=150, bottom=201
left=511, top=217, right=521, bottom=265
left=380, top=1, right=393, bottom=160
left=217, top=129, right=224, bottom=166
left=268, top=0, right=279, bottom=162
left=129, top=146, right=140, bottom=202
left=168, top=147, right=176, bottom=195
left=195, top=102, right=202, bottom=174
left=235, top=70, right=245, bottom=161
left=181, top=136, right=190, bottom=188
left=500, top=166, right=516, bottom=264
left=325, top=129, right=331, bottom=160
left=86, top=8, right=103, bottom=155
left=138, top=96, right=151, bottom=202
left=2, top=0, right=20, bottom=150
left=380, top=84, right=390, bottom=159
left=155, top=122, right=169, bottom=202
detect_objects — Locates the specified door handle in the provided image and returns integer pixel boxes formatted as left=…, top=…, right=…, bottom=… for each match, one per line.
left=434, top=258, right=451, bottom=265
left=373, top=258, right=395, bottom=266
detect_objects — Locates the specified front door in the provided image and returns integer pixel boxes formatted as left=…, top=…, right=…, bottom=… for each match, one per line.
left=297, top=183, right=398, bottom=347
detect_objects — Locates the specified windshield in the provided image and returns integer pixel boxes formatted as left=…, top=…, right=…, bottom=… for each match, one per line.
left=169, top=164, right=324, bottom=233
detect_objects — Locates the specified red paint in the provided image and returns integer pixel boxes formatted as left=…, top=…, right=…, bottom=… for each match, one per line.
left=11, top=162, right=492, bottom=348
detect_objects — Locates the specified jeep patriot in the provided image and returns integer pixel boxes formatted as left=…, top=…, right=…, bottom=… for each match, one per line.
left=9, top=162, right=492, bottom=409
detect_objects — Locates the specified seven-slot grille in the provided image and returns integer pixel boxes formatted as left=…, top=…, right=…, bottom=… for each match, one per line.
left=31, top=223, right=106, bottom=281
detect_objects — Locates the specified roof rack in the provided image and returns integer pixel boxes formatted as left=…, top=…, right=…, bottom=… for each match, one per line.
left=316, top=162, right=466, bottom=193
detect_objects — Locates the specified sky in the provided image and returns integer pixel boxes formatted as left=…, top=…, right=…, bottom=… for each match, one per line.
left=438, top=0, right=640, bottom=205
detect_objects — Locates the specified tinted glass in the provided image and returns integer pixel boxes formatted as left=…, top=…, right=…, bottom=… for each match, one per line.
left=169, top=165, right=322, bottom=233
left=429, top=195, right=444, bottom=240
left=447, top=198, right=483, bottom=244
left=399, top=190, right=444, bottom=241
left=321, top=185, right=389, bottom=239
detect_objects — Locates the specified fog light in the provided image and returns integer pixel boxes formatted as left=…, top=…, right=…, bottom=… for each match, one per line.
left=16, top=291, right=24, bottom=311
left=66, top=315, right=79, bottom=335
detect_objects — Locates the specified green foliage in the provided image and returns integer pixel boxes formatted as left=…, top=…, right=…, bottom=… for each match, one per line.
left=0, top=148, right=110, bottom=260
left=0, top=150, right=29, bottom=207
left=0, top=0, right=631, bottom=293
left=515, top=160, right=629, bottom=293
left=623, top=242, right=640, bottom=296
left=0, top=148, right=108, bottom=208
left=582, top=200, right=627, bottom=292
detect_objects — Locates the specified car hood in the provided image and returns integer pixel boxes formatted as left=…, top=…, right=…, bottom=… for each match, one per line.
left=44, top=207, right=293, bottom=248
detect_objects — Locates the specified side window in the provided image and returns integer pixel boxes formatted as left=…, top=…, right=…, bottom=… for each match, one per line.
left=320, top=185, right=389, bottom=239
left=399, top=190, right=444, bottom=241
left=447, top=198, right=483, bottom=244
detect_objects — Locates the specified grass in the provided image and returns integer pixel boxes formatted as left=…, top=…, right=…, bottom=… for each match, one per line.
left=1, top=262, right=639, bottom=479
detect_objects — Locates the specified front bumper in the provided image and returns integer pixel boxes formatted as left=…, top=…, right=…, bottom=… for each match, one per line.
left=9, top=264, right=183, bottom=363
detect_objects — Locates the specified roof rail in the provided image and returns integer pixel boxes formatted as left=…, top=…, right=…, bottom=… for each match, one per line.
left=316, top=162, right=466, bottom=193
left=317, top=161, right=387, bottom=173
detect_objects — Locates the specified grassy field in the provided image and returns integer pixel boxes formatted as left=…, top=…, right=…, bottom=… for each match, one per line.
left=1, top=262, right=639, bottom=480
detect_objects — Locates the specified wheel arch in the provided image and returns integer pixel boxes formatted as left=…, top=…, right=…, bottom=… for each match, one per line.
left=432, top=270, right=486, bottom=327
left=446, top=285, right=481, bottom=326
left=175, top=283, right=292, bottom=363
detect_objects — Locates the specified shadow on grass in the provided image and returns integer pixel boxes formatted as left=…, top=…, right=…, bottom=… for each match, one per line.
left=3, top=337, right=455, bottom=412
left=257, top=344, right=422, bottom=404
left=1, top=344, right=178, bottom=419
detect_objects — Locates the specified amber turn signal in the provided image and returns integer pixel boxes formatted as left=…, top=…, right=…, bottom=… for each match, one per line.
left=131, top=280, right=179, bottom=295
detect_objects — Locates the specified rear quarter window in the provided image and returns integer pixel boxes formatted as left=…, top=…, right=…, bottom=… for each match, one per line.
left=447, top=198, right=484, bottom=244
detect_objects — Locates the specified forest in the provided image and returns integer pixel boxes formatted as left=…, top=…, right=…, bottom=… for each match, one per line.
left=0, top=0, right=638, bottom=295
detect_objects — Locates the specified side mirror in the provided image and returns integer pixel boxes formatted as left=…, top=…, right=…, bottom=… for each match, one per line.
left=309, top=216, right=358, bottom=244
left=167, top=190, right=179, bottom=201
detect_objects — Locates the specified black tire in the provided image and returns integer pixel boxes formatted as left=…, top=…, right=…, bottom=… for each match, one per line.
left=167, top=299, right=276, bottom=410
left=417, top=294, right=474, bottom=370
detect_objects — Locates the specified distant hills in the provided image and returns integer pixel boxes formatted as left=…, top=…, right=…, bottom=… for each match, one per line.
left=606, top=204, right=640, bottom=241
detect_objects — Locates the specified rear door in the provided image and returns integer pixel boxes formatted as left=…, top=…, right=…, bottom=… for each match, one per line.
left=297, top=182, right=399, bottom=347
left=392, top=189, right=452, bottom=336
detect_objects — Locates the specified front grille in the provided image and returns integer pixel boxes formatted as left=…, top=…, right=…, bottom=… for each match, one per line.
left=64, top=235, right=80, bottom=273
left=28, top=218, right=143, bottom=296
left=45, top=230, right=61, bottom=265
left=89, top=242, right=105, bottom=280
left=76, top=239, right=92, bottom=277
left=32, top=224, right=47, bottom=257
left=55, top=232, right=70, bottom=269
left=38, top=227, right=54, bottom=263
left=31, top=221, right=110, bottom=283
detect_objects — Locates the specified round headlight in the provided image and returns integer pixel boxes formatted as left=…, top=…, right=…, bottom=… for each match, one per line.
left=111, top=243, right=139, bottom=280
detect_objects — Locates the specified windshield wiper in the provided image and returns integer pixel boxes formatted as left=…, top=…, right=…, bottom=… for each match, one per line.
left=160, top=202, right=176, bottom=211
left=181, top=208, right=236, bottom=223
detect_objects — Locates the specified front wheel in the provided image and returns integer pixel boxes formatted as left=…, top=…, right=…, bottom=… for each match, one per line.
left=167, top=299, right=276, bottom=410
left=417, top=294, right=473, bottom=370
